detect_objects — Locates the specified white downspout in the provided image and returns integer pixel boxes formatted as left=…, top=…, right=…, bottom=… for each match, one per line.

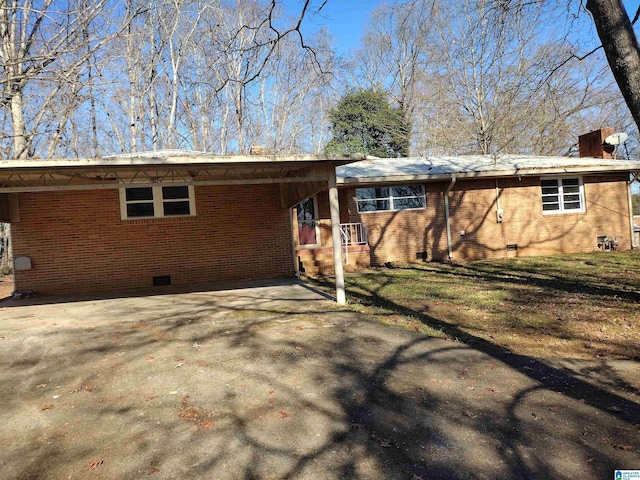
left=628, top=173, right=639, bottom=248
left=444, top=176, right=456, bottom=261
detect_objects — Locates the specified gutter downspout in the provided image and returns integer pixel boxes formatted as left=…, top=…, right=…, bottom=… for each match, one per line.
left=629, top=173, right=639, bottom=248
left=444, top=176, right=456, bottom=261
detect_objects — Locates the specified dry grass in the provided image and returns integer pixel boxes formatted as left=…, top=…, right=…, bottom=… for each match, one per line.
left=310, top=252, right=640, bottom=360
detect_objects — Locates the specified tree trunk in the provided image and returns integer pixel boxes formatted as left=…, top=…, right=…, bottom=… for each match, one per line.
left=586, top=0, right=640, bottom=131
left=10, top=90, right=28, bottom=159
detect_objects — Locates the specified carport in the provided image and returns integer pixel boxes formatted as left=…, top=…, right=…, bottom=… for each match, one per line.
left=0, top=151, right=356, bottom=303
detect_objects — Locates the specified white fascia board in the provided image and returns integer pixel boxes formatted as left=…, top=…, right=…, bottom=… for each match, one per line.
left=0, top=154, right=357, bottom=170
left=337, top=165, right=640, bottom=185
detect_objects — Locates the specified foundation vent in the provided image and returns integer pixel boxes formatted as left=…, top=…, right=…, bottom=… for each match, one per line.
left=153, top=275, right=171, bottom=286
left=506, top=244, right=518, bottom=252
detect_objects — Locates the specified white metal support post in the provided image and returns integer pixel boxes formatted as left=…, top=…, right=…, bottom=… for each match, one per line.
left=328, top=173, right=346, bottom=304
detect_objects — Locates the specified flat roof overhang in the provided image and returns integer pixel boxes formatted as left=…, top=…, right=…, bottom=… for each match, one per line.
left=337, top=164, right=640, bottom=187
left=0, top=153, right=360, bottom=193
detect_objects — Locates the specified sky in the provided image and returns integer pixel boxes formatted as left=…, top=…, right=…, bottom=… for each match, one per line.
left=284, top=0, right=376, bottom=55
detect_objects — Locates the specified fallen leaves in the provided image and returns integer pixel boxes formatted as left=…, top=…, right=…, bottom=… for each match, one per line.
left=279, top=411, right=290, bottom=419
left=611, top=444, right=638, bottom=452
left=70, top=385, right=95, bottom=394
left=178, top=395, right=215, bottom=430
left=86, top=459, right=104, bottom=470
left=463, top=409, right=477, bottom=418
left=35, top=384, right=47, bottom=390
left=147, top=467, right=160, bottom=475
left=41, top=404, right=54, bottom=411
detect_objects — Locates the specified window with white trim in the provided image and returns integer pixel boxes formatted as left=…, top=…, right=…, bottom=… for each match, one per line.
left=541, top=177, right=585, bottom=214
left=356, top=185, right=425, bottom=213
left=119, top=185, right=196, bottom=220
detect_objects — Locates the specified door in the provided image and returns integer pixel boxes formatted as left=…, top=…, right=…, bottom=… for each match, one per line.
left=297, top=197, right=320, bottom=247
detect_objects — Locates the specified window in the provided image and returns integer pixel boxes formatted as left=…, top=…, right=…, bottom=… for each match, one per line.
left=356, top=185, right=425, bottom=213
left=541, top=177, right=584, bottom=214
left=120, top=185, right=195, bottom=219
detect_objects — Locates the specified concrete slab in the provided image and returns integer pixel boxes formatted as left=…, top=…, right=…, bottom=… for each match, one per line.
left=0, top=283, right=638, bottom=479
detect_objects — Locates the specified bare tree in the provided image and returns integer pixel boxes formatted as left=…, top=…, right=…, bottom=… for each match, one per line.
left=0, top=0, right=135, bottom=158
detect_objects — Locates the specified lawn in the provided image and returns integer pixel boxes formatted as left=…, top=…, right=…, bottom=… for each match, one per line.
left=311, top=252, right=640, bottom=361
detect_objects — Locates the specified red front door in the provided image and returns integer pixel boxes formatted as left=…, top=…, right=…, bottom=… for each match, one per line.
left=297, top=197, right=318, bottom=246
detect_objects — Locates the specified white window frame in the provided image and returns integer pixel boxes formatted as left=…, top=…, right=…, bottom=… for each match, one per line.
left=356, top=184, right=426, bottom=213
left=541, top=176, right=585, bottom=215
left=119, top=185, right=196, bottom=220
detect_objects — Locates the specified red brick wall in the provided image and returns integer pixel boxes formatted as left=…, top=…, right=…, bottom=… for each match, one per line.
left=12, top=184, right=294, bottom=294
left=343, top=173, right=632, bottom=264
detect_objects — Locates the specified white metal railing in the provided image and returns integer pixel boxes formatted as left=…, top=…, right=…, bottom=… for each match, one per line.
left=340, top=223, right=368, bottom=264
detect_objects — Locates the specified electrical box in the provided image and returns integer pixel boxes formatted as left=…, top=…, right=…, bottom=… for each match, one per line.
left=14, top=256, right=32, bottom=271
left=496, top=209, right=504, bottom=223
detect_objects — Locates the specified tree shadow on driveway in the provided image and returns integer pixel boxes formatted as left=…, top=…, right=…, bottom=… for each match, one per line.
left=0, top=285, right=638, bottom=479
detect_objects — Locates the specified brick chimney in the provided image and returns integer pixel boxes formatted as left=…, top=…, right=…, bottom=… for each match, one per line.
left=578, top=128, right=615, bottom=158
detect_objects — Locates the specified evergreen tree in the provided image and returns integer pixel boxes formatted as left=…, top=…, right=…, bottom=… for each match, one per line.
left=325, top=89, right=411, bottom=157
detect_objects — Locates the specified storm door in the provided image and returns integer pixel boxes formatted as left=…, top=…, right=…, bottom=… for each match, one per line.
left=297, top=197, right=320, bottom=247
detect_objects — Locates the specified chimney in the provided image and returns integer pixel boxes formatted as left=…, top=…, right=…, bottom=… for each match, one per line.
left=250, top=145, right=265, bottom=155
left=578, top=128, right=615, bottom=158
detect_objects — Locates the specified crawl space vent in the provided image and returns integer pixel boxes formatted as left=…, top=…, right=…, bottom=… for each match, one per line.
left=153, top=275, right=171, bottom=286
left=506, top=244, right=518, bottom=252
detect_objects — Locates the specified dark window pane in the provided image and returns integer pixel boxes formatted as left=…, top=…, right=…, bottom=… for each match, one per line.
left=126, top=187, right=153, bottom=201
left=162, top=186, right=189, bottom=200
left=542, top=194, right=559, bottom=203
left=562, top=178, right=579, bottom=187
left=394, top=196, right=425, bottom=210
left=163, top=201, right=190, bottom=216
left=127, top=202, right=154, bottom=217
left=391, top=185, right=423, bottom=197
left=356, top=187, right=389, bottom=200
left=542, top=203, right=559, bottom=211
left=541, top=186, right=559, bottom=195
left=564, top=194, right=580, bottom=203
left=541, top=179, right=558, bottom=188
left=564, top=201, right=581, bottom=210
left=563, top=186, right=580, bottom=195
left=358, top=199, right=390, bottom=212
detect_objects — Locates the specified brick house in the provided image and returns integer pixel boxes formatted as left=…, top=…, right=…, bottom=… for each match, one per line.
left=0, top=152, right=354, bottom=302
left=1, top=129, right=638, bottom=301
left=294, top=130, right=640, bottom=275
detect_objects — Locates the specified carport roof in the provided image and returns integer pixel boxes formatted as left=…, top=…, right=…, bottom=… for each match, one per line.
left=337, top=154, right=640, bottom=185
left=0, top=150, right=361, bottom=193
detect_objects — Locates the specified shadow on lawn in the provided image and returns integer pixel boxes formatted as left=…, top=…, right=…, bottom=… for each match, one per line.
left=313, top=272, right=640, bottom=426
left=2, top=286, right=638, bottom=479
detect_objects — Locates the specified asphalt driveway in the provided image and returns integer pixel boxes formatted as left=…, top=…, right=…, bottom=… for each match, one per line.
left=0, top=281, right=638, bottom=479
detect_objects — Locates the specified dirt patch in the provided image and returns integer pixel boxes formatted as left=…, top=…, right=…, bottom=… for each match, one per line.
left=0, top=274, right=13, bottom=300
